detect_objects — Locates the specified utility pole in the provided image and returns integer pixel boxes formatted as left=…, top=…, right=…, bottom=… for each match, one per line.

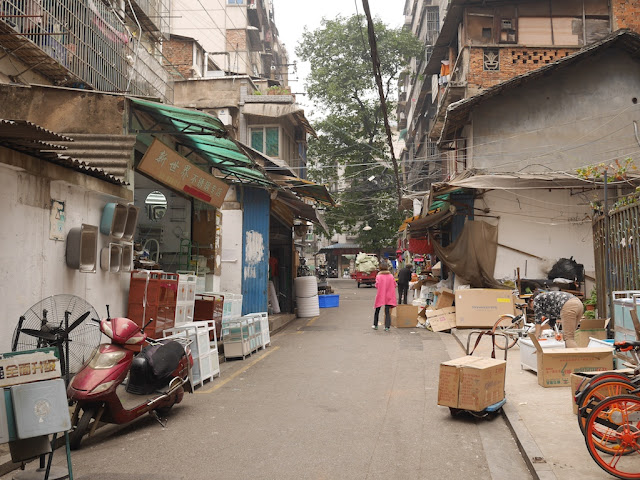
left=361, top=0, right=403, bottom=210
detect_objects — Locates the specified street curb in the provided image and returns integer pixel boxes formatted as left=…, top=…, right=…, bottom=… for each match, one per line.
left=449, top=329, right=557, bottom=480
left=502, top=401, right=557, bottom=480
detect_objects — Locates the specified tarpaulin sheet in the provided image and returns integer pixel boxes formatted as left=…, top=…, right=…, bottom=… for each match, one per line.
left=429, top=221, right=507, bottom=289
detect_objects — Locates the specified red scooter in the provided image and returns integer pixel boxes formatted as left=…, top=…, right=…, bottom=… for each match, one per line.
left=67, top=309, right=193, bottom=450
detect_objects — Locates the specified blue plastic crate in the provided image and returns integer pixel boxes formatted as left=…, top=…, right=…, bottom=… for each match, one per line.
left=319, top=294, right=339, bottom=308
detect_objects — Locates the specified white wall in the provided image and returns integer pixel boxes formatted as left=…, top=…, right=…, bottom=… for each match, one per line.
left=469, top=49, right=640, bottom=173
left=171, top=0, right=227, bottom=54
left=219, top=207, right=243, bottom=294
left=480, top=189, right=594, bottom=283
left=0, top=164, right=130, bottom=352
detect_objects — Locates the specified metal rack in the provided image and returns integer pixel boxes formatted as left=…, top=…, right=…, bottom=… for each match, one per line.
left=163, top=321, right=220, bottom=388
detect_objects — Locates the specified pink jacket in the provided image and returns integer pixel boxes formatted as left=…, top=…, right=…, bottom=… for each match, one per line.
left=374, top=271, right=397, bottom=308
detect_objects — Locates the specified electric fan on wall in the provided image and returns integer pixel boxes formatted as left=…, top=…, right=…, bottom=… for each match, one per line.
left=12, top=295, right=103, bottom=385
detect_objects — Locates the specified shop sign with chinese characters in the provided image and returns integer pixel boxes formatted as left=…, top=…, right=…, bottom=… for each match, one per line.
left=0, top=348, right=61, bottom=387
left=138, top=139, right=230, bottom=208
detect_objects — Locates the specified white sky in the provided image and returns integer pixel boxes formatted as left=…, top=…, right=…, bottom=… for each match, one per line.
left=271, top=0, right=405, bottom=113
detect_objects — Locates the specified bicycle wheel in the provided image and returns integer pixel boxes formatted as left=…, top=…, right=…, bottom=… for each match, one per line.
left=585, top=394, right=640, bottom=479
left=491, top=314, right=520, bottom=350
left=576, top=373, right=634, bottom=409
left=578, top=378, right=637, bottom=453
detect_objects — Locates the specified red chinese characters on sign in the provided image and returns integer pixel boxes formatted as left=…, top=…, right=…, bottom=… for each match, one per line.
left=138, top=139, right=230, bottom=208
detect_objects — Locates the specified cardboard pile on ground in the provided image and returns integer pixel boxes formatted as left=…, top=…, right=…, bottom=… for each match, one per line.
left=437, top=356, right=507, bottom=411
left=421, top=306, right=456, bottom=332
left=527, top=334, right=614, bottom=387
left=454, top=289, right=515, bottom=328
left=418, top=290, right=456, bottom=331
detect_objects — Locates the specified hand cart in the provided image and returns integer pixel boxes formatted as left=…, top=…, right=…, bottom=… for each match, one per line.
left=448, top=330, right=509, bottom=419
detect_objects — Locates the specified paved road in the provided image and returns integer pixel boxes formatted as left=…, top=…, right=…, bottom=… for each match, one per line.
left=7, top=279, right=530, bottom=480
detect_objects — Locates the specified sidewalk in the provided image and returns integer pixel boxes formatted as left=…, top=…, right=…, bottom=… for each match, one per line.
left=449, top=328, right=610, bottom=480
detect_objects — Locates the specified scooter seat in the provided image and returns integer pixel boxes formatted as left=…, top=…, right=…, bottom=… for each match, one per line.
left=126, top=341, right=185, bottom=395
left=145, top=341, right=185, bottom=379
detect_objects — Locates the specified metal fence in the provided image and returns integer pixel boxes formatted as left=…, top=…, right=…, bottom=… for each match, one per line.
left=0, top=0, right=172, bottom=102
left=593, top=202, right=640, bottom=315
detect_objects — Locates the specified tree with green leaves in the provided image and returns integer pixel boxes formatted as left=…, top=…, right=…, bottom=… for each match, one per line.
left=297, top=14, right=422, bottom=254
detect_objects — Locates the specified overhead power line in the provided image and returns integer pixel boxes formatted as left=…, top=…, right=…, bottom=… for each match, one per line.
left=360, top=0, right=403, bottom=210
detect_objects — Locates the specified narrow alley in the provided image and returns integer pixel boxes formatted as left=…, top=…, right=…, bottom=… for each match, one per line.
left=3, top=279, right=529, bottom=480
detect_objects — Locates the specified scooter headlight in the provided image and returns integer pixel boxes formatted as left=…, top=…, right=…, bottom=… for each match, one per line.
left=88, top=351, right=126, bottom=369
left=91, top=381, right=115, bottom=394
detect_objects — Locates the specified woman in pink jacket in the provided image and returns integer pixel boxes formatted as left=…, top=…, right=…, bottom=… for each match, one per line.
left=372, top=261, right=397, bottom=331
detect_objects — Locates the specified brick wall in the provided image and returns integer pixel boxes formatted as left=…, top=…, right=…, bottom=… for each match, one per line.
left=466, top=46, right=580, bottom=90
left=226, top=30, right=247, bottom=52
left=612, top=0, right=640, bottom=32
left=163, top=40, right=193, bottom=79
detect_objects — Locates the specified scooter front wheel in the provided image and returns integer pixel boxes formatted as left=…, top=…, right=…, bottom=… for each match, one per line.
left=70, top=405, right=97, bottom=450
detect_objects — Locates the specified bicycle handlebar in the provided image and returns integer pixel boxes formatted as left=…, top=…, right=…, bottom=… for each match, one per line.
left=614, top=341, right=640, bottom=352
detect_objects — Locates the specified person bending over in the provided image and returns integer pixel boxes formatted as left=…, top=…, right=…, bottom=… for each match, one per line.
left=531, top=290, right=584, bottom=348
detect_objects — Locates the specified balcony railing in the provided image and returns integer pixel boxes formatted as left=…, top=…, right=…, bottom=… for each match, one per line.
left=129, top=0, right=170, bottom=39
left=0, top=0, right=172, bottom=102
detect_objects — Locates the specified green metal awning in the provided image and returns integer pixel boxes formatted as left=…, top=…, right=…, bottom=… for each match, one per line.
left=128, top=97, right=274, bottom=186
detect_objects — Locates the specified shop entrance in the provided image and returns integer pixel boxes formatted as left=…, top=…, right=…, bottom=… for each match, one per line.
left=269, top=214, right=294, bottom=314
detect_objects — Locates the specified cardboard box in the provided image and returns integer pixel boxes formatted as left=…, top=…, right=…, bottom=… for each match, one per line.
left=454, top=289, right=515, bottom=328
left=437, top=356, right=506, bottom=411
left=391, top=305, right=421, bottom=328
left=422, top=306, right=456, bottom=332
left=434, top=289, right=455, bottom=309
left=528, top=334, right=613, bottom=387
left=519, top=337, right=565, bottom=373
left=574, top=318, right=609, bottom=348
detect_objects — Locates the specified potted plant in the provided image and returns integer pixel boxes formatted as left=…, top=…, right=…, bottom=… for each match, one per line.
left=584, top=288, right=597, bottom=311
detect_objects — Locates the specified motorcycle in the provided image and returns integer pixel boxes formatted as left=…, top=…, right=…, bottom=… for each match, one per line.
left=67, top=307, right=193, bottom=450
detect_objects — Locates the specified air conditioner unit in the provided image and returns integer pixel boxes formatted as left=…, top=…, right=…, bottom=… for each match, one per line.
left=270, top=65, right=276, bottom=70
left=217, top=108, right=231, bottom=125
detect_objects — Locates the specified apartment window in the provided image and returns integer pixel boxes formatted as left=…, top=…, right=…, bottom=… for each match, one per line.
left=227, top=0, right=245, bottom=4
left=250, top=127, right=279, bottom=157
left=426, top=7, right=439, bottom=44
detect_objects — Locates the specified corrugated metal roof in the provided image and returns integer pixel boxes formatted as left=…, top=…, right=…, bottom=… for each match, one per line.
left=0, top=119, right=128, bottom=185
left=439, top=30, right=640, bottom=144
left=53, top=133, right=136, bottom=181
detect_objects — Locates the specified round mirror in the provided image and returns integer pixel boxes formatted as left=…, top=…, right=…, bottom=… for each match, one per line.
left=145, top=191, right=167, bottom=221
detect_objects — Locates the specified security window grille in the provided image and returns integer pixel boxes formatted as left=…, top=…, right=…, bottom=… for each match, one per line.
left=483, top=48, right=500, bottom=71
left=426, top=7, right=439, bottom=44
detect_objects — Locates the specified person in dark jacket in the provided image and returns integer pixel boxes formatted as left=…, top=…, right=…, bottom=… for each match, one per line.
left=397, top=264, right=413, bottom=304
